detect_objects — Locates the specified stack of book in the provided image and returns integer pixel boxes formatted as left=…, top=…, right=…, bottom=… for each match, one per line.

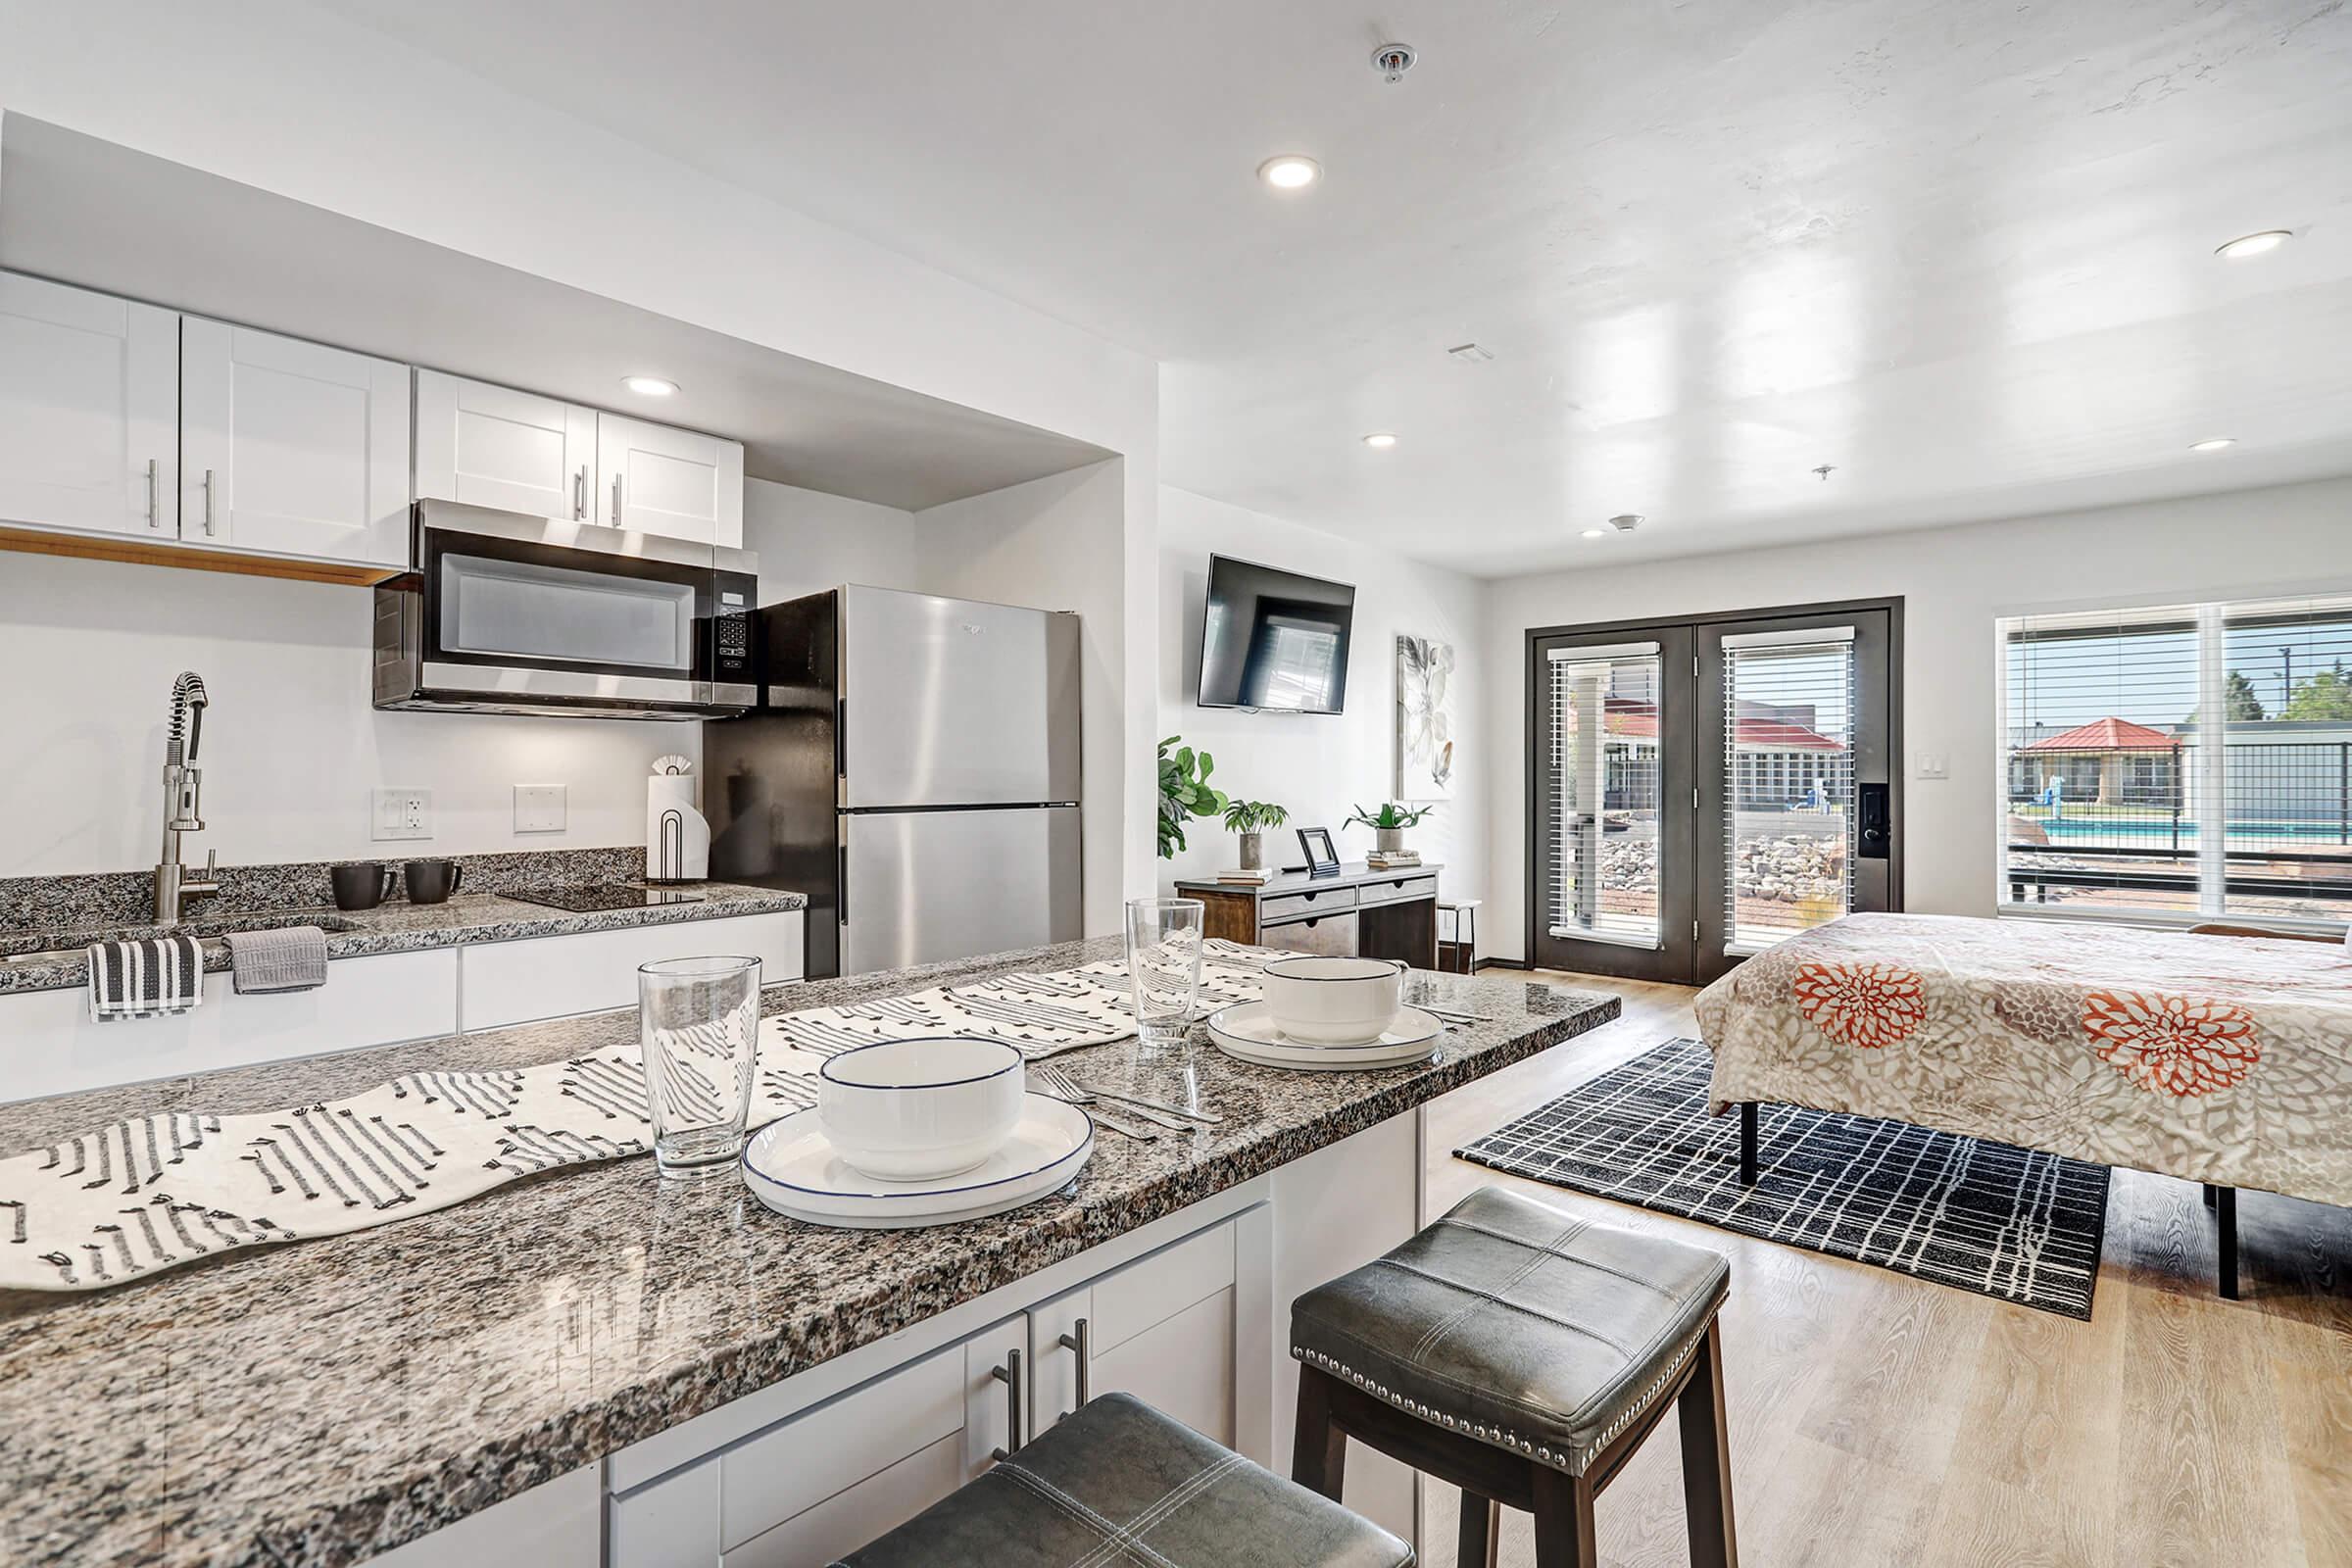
left=1216, top=866, right=1276, bottom=885
left=1365, top=849, right=1423, bottom=870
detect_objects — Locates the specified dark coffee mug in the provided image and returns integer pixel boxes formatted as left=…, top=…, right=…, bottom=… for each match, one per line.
left=404, top=858, right=465, bottom=905
left=331, top=862, right=396, bottom=911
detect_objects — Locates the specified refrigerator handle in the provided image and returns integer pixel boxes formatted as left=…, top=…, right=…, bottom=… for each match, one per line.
left=836, top=700, right=846, bottom=779
left=839, top=843, right=849, bottom=925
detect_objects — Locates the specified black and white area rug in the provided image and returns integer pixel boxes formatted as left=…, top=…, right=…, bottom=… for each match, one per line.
left=1454, top=1038, right=2113, bottom=1319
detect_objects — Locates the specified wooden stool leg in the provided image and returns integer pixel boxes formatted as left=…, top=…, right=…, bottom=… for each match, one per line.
left=1677, top=1320, right=1739, bottom=1568
left=1530, top=1466, right=1597, bottom=1568
left=1457, top=1490, right=1499, bottom=1568
left=1291, top=1364, right=1348, bottom=1501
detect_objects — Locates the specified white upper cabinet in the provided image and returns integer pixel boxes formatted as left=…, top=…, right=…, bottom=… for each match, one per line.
left=0, top=272, right=177, bottom=539
left=180, top=318, right=411, bottom=567
left=415, top=369, right=597, bottom=520
left=596, top=411, right=745, bottom=548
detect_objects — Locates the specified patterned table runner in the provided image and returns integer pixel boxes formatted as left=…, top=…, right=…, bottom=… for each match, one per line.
left=1, top=944, right=1276, bottom=1293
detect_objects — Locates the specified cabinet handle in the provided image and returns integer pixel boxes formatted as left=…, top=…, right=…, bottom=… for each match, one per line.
left=990, top=1348, right=1023, bottom=1460
left=573, top=466, right=587, bottom=520
left=144, top=459, right=160, bottom=530
left=612, top=473, right=623, bottom=525
left=201, top=468, right=217, bottom=536
left=1056, top=1318, right=1090, bottom=1416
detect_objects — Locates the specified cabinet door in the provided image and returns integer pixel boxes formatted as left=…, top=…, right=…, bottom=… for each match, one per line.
left=595, top=412, right=744, bottom=547
left=415, top=369, right=596, bottom=519
left=0, top=273, right=176, bottom=538
left=180, top=318, right=412, bottom=565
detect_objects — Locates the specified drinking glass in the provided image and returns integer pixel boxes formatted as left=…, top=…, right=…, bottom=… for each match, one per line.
left=1126, top=898, right=1205, bottom=1056
left=638, top=956, right=762, bottom=1179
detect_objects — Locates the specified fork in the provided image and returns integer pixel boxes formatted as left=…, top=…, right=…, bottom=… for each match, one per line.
left=1034, top=1066, right=1167, bottom=1139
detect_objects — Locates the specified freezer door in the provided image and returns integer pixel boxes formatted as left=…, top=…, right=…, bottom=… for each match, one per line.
left=839, top=586, right=1080, bottom=808
left=841, top=807, right=1082, bottom=975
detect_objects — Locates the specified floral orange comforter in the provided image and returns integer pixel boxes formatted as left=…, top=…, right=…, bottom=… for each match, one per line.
left=1693, top=912, right=2352, bottom=1206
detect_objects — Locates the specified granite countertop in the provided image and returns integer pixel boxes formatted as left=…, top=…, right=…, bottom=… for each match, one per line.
left=0, top=939, right=1618, bottom=1567
left=0, top=883, right=806, bottom=996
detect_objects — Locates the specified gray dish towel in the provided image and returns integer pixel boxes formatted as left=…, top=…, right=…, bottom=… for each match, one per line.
left=224, top=926, right=329, bottom=995
left=86, top=933, right=207, bottom=1022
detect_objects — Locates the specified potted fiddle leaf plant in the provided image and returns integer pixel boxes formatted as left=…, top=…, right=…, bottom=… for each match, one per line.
left=1156, top=736, right=1228, bottom=859
left=1220, top=800, right=1290, bottom=871
left=1346, top=801, right=1437, bottom=856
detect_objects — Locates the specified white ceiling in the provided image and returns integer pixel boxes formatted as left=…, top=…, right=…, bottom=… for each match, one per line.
left=319, top=0, right=2352, bottom=574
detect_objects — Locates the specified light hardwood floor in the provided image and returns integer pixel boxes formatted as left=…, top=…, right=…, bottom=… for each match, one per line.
left=1412, top=968, right=2352, bottom=1568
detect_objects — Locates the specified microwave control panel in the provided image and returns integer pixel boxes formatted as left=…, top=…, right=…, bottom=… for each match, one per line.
left=710, top=570, right=757, bottom=684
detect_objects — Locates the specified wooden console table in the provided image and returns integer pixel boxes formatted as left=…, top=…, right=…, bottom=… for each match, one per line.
left=1174, top=862, right=1443, bottom=970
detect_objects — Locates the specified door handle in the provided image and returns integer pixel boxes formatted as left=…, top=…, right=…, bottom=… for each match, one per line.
left=201, top=468, right=217, bottom=536
left=145, top=459, right=161, bottom=529
left=1057, top=1318, right=1090, bottom=1417
left=990, top=1348, right=1023, bottom=1460
left=1857, top=782, right=1890, bottom=859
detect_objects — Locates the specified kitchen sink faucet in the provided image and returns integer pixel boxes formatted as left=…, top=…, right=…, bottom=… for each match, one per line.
left=154, top=670, right=220, bottom=924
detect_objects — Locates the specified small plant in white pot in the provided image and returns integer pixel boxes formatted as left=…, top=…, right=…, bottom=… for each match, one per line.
left=1347, top=801, right=1436, bottom=856
left=1220, top=800, right=1290, bottom=870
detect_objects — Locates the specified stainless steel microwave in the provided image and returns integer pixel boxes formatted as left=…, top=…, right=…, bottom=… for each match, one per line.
left=373, top=500, right=758, bottom=719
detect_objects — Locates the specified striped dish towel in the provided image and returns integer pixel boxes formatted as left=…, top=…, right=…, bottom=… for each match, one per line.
left=86, top=933, right=207, bottom=1022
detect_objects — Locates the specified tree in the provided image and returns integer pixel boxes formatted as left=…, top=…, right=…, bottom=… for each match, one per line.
left=2281, top=663, right=2352, bottom=721
left=2184, top=669, right=2267, bottom=725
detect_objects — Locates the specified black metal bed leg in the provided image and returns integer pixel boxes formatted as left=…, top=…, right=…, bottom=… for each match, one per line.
left=2216, top=1186, right=2238, bottom=1300
left=2201, top=1182, right=2219, bottom=1210
left=1739, top=1102, right=1758, bottom=1186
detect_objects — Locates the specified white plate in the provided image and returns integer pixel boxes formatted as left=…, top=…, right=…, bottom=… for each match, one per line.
left=742, top=1092, right=1094, bottom=1229
left=1206, top=1002, right=1443, bottom=1071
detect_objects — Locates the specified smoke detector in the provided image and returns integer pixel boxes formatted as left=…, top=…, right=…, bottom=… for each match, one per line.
left=1372, top=42, right=1416, bottom=82
left=1607, top=514, right=1644, bottom=533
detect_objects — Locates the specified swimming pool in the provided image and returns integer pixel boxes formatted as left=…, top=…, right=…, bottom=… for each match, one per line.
left=2030, top=815, right=2347, bottom=843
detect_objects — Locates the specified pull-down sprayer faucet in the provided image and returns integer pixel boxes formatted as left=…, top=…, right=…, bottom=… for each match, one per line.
left=155, top=671, right=220, bottom=924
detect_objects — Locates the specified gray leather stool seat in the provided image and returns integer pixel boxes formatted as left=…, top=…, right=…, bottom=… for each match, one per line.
left=1290, top=1186, right=1737, bottom=1568
left=833, top=1392, right=1414, bottom=1568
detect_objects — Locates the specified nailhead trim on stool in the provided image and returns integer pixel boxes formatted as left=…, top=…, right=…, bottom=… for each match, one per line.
left=1291, top=1315, right=1713, bottom=1476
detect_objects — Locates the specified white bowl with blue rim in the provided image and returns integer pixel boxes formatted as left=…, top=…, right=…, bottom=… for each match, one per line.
left=1259, top=956, right=1406, bottom=1045
left=817, top=1036, right=1027, bottom=1181
left=744, top=1094, right=1094, bottom=1229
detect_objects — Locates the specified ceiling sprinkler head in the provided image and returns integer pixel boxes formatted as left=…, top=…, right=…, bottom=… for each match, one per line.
left=1372, top=42, right=1416, bottom=82
left=1608, top=514, right=1643, bottom=532
left=1813, top=465, right=1837, bottom=481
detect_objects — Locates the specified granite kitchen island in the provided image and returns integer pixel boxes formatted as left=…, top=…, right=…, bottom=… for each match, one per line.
left=0, top=939, right=1616, bottom=1567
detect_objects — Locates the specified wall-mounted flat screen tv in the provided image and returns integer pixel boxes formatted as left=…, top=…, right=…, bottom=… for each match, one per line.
left=1196, top=555, right=1356, bottom=712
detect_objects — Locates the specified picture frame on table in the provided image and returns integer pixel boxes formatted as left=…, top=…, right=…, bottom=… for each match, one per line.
left=1296, top=826, right=1341, bottom=877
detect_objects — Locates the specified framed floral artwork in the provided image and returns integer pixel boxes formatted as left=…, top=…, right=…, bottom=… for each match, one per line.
left=1396, top=634, right=1455, bottom=801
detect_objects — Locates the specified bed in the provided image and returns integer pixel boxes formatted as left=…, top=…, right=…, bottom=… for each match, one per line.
left=1693, top=911, right=2352, bottom=1297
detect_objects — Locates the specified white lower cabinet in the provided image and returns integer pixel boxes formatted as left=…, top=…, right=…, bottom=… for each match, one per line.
left=610, top=1212, right=1251, bottom=1568
left=459, top=910, right=803, bottom=1032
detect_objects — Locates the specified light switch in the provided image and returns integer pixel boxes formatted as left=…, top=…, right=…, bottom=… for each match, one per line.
left=1914, top=753, right=1950, bottom=780
left=514, top=783, right=567, bottom=833
left=371, top=787, right=433, bottom=841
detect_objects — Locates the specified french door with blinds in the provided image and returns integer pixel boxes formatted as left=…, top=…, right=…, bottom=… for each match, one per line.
left=1530, top=602, right=1899, bottom=984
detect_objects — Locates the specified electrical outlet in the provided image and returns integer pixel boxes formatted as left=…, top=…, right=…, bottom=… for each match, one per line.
left=371, top=787, right=433, bottom=841
left=514, top=783, right=567, bottom=833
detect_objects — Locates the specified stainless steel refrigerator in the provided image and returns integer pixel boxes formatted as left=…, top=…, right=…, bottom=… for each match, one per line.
left=704, top=585, right=1082, bottom=979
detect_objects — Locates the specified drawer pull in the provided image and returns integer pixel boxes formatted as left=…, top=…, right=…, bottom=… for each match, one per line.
left=990, top=1348, right=1023, bottom=1460
left=1057, top=1318, right=1090, bottom=1417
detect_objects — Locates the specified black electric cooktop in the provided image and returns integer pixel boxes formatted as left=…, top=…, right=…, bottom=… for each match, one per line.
left=505, top=883, right=708, bottom=913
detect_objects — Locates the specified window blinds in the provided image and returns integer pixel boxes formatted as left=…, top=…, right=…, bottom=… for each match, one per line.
left=1722, top=634, right=1856, bottom=953
left=1546, top=642, right=1664, bottom=947
left=1999, top=592, right=2352, bottom=927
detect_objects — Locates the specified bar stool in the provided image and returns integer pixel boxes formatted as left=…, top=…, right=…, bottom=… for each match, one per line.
left=1437, top=899, right=1481, bottom=975
left=1290, top=1187, right=1736, bottom=1568
left=833, top=1392, right=1413, bottom=1567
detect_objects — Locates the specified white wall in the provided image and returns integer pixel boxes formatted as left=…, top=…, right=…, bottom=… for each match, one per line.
left=743, top=477, right=923, bottom=606
left=918, top=462, right=1133, bottom=935
left=1156, top=488, right=1488, bottom=910
left=1481, top=476, right=2352, bottom=962
left=0, top=0, right=1161, bottom=901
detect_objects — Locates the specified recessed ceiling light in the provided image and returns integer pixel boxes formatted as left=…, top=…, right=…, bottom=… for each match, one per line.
left=2215, top=230, right=2291, bottom=260
left=622, top=375, right=678, bottom=397
left=1258, top=155, right=1321, bottom=190
left=2188, top=436, right=2236, bottom=452
left=1580, top=528, right=1609, bottom=539
left=1361, top=432, right=1398, bottom=449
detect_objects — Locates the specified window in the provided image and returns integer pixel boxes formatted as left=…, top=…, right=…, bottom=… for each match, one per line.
left=1999, top=593, right=2352, bottom=927
left=1723, top=629, right=1856, bottom=952
left=1545, top=641, right=1665, bottom=946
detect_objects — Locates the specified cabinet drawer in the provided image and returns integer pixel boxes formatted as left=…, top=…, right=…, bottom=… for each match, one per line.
left=721, top=1343, right=961, bottom=1548
left=1356, top=874, right=1438, bottom=910
left=1257, top=911, right=1357, bottom=956
left=1260, top=886, right=1356, bottom=925
left=460, top=910, right=803, bottom=1032
left=723, top=1434, right=961, bottom=1568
